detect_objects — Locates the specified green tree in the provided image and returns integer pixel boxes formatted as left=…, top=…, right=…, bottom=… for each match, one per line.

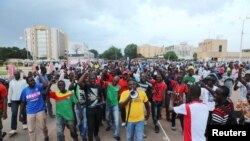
left=136, top=53, right=145, bottom=58
left=124, top=43, right=137, bottom=59
left=89, top=49, right=99, bottom=58
left=59, top=56, right=66, bottom=60
left=0, top=46, right=32, bottom=61
left=100, top=46, right=123, bottom=60
left=193, top=52, right=197, bottom=61
left=164, top=51, right=178, bottom=60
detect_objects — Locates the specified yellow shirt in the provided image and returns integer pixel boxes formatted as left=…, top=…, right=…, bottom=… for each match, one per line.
left=94, top=64, right=99, bottom=70
left=119, top=89, right=148, bottom=122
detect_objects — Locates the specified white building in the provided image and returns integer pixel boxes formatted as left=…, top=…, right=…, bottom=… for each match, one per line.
left=68, top=42, right=94, bottom=59
left=25, top=25, right=68, bottom=60
left=165, top=43, right=195, bottom=60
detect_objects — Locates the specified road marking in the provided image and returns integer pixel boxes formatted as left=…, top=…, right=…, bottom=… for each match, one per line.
left=158, top=121, right=171, bottom=141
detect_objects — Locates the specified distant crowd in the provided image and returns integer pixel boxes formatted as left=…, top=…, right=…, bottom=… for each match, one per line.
left=0, top=60, right=250, bottom=141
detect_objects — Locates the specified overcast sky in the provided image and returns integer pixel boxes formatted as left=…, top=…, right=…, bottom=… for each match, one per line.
left=0, top=0, right=250, bottom=53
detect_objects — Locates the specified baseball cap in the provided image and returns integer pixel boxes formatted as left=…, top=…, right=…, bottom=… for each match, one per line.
left=188, top=66, right=195, bottom=71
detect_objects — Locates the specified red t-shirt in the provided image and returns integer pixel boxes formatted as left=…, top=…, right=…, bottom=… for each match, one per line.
left=152, top=82, right=167, bottom=101
left=150, top=79, right=155, bottom=86
left=96, top=77, right=101, bottom=85
left=220, top=67, right=225, bottom=74
left=0, top=84, right=7, bottom=110
left=118, top=79, right=128, bottom=96
left=173, top=83, right=189, bottom=101
left=107, top=74, right=114, bottom=83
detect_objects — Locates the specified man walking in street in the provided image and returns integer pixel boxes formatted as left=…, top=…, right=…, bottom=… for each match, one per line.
left=105, top=76, right=121, bottom=141
left=46, top=80, right=78, bottom=141
left=0, top=82, right=8, bottom=141
left=35, top=66, right=55, bottom=118
left=174, top=85, right=209, bottom=141
left=78, top=71, right=103, bottom=141
left=151, top=74, right=167, bottom=133
left=8, top=70, right=28, bottom=136
left=19, top=74, right=49, bottom=141
left=119, top=79, right=150, bottom=141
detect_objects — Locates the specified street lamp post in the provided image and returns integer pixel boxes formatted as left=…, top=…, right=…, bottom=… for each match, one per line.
left=239, top=16, right=250, bottom=63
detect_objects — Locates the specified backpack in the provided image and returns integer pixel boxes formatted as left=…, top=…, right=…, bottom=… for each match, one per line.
left=222, top=106, right=245, bottom=125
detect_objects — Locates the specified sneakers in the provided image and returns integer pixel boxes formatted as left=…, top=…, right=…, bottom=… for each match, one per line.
left=106, top=126, right=111, bottom=131
left=171, top=126, right=176, bottom=131
left=121, top=122, right=126, bottom=127
left=8, top=130, right=17, bottom=136
left=23, top=124, right=28, bottom=130
left=154, top=126, right=160, bottom=133
left=114, top=136, right=121, bottom=141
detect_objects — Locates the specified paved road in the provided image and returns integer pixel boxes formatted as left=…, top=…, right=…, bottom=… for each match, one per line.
left=2, top=90, right=239, bottom=141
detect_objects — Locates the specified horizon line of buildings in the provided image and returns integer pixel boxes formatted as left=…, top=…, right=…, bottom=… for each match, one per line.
left=25, top=25, right=94, bottom=61
left=137, top=39, right=250, bottom=61
left=24, top=24, right=250, bottom=62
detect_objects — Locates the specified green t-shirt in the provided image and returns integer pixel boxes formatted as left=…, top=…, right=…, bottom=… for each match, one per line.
left=183, top=75, right=195, bottom=87
left=49, top=90, right=78, bottom=120
left=106, top=84, right=120, bottom=106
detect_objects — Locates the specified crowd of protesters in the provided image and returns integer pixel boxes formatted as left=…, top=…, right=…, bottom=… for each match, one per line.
left=0, top=59, right=250, bottom=141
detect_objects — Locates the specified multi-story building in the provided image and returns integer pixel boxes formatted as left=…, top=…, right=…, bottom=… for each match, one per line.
left=137, top=44, right=165, bottom=58
left=68, top=42, right=94, bottom=59
left=25, top=25, right=68, bottom=60
left=165, top=43, right=195, bottom=60
left=196, top=39, right=250, bottom=61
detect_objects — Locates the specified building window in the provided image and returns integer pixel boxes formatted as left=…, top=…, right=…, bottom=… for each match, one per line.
left=219, top=45, right=222, bottom=52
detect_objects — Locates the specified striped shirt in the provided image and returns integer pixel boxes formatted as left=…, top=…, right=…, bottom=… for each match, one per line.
left=137, top=82, right=152, bottom=99
left=211, top=99, right=234, bottom=125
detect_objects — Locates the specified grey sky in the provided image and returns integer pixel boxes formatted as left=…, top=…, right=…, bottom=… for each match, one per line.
left=0, top=0, right=250, bottom=53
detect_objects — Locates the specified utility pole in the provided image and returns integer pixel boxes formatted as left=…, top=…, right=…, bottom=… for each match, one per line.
left=239, top=16, right=250, bottom=63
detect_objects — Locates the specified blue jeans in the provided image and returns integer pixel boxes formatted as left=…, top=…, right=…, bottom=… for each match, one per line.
left=106, top=104, right=120, bottom=137
left=126, top=121, right=144, bottom=141
left=56, top=116, right=78, bottom=141
left=11, top=101, right=27, bottom=130
left=74, top=105, right=81, bottom=130
left=151, top=101, right=162, bottom=126
left=81, top=106, right=87, bottom=140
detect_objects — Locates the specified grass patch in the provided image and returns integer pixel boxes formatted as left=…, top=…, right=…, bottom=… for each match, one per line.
left=0, top=70, right=8, bottom=75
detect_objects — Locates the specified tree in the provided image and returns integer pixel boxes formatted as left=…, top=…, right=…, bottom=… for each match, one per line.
left=0, top=46, right=32, bottom=61
left=72, top=44, right=81, bottom=55
left=100, top=46, right=123, bottom=60
left=193, top=52, right=197, bottom=61
left=164, top=51, right=178, bottom=60
left=89, top=49, right=99, bottom=58
left=136, top=53, right=145, bottom=58
left=59, top=56, right=66, bottom=60
left=124, top=43, right=137, bottom=59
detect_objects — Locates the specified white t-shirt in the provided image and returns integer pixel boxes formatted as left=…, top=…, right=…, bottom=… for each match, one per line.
left=237, top=82, right=247, bottom=100
left=232, top=69, right=238, bottom=80
left=8, top=79, right=28, bottom=103
left=174, top=102, right=209, bottom=141
left=200, top=86, right=218, bottom=111
left=193, top=75, right=201, bottom=83
left=51, top=79, right=71, bottom=91
left=202, top=70, right=210, bottom=79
